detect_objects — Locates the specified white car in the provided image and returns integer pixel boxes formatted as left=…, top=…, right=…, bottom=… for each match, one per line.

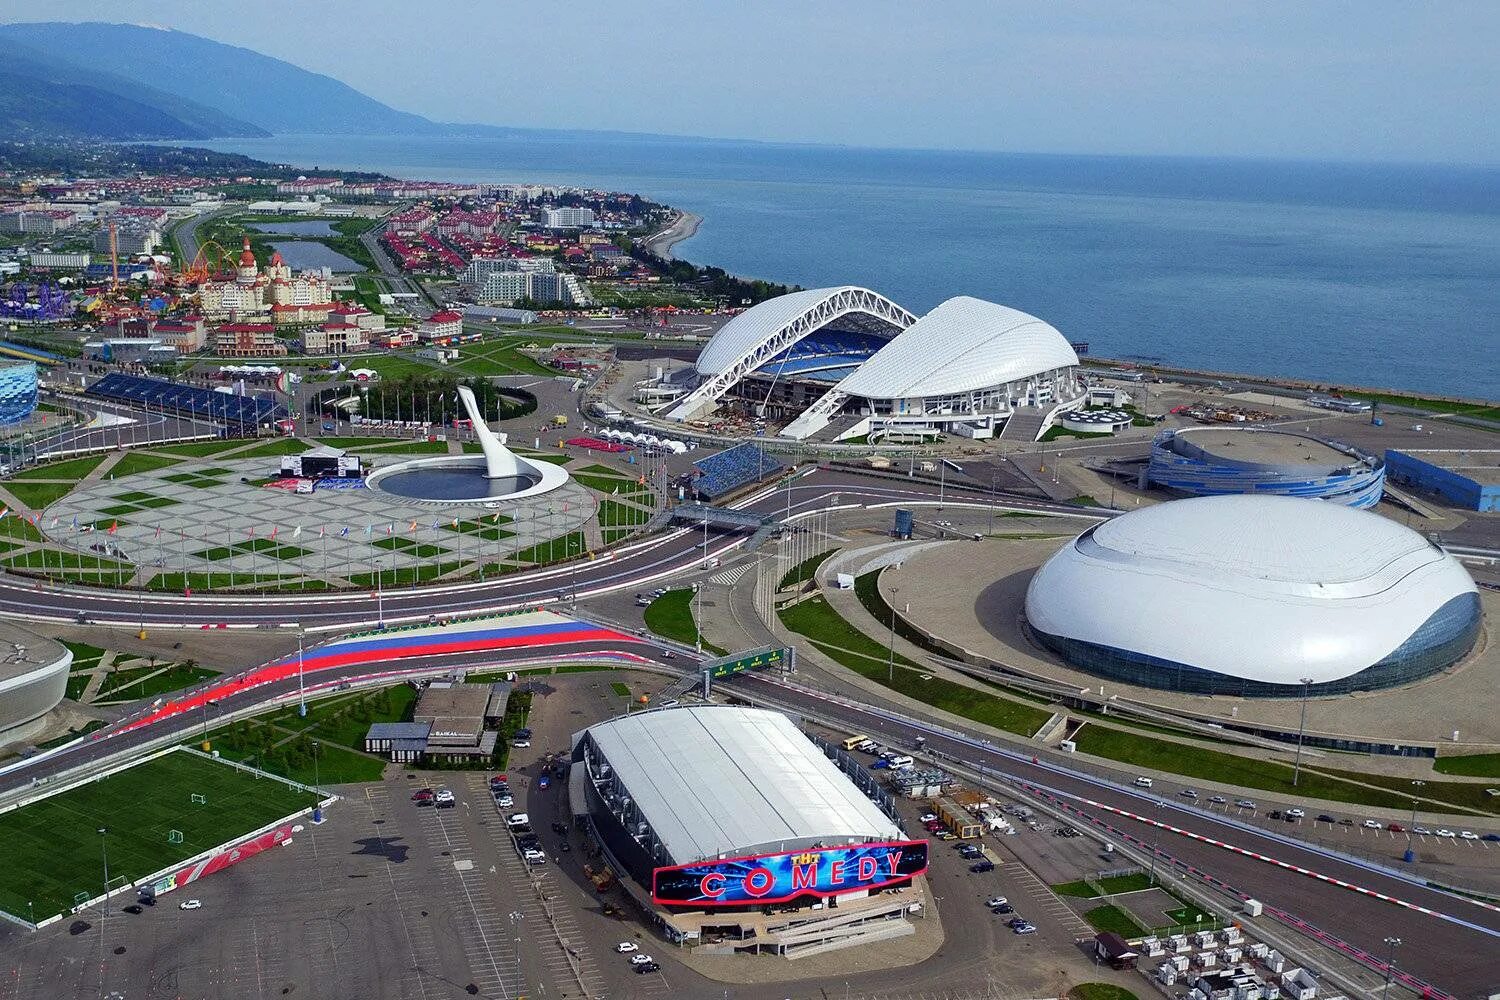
left=616, top=942, right=639, bottom=953
left=1435, top=828, right=1456, bottom=838
left=920, top=813, right=939, bottom=823
left=507, top=813, right=530, bottom=827
left=512, top=739, right=531, bottom=749
left=495, top=795, right=514, bottom=808
left=1459, top=830, right=1480, bottom=840
left=986, top=896, right=1009, bottom=908
left=1413, top=826, right=1433, bottom=835
left=1286, top=808, right=1306, bottom=819
left=178, top=899, right=202, bottom=911
left=1362, top=819, right=1383, bottom=829
left=629, top=954, right=655, bottom=966
left=523, top=849, right=547, bottom=864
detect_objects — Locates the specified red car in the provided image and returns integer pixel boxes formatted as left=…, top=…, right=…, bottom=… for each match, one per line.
left=489, top=774, right=509, bottom=786
left=1388, top=822, right=1406, bottom=833
left=411, top=788, right=434, bottom=803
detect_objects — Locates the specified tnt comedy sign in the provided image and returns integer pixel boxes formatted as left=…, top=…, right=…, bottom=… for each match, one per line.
left=651, top=840, right=927, bottom=906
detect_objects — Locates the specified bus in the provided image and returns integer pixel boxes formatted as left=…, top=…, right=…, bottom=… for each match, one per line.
left=841, top=734, right=870, bottom=752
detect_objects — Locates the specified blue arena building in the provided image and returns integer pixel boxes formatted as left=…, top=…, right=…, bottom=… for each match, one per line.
left=1146, top=426, right=1385, bottom=508
left=0, top=362, right=39, bottom=426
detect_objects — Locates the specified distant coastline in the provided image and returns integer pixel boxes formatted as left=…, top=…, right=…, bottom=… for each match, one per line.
left=639, top=210, right=702, bottom=259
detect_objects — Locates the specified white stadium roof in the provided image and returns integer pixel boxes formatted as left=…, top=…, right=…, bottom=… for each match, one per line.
left=584, top=705, right=900, bottom=864
left=834, top=296, right=1078, bottom=400
left=694, top=286, right=911, bottom=377
left=1024, top=495, right=1479, bottom=686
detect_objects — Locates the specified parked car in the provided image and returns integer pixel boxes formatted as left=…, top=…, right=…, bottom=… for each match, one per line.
left=1316, top=814, right=1337, bottom=824
left=1435, top=828, right=1456, bottom=838
left=513, top=739, right=531, bottom=749
left=1234, top=799, right=1257, bottom=810
left=179, top=899, right=202, bottom=911
left=1388, top=822, right=1405, bottom=833
left=1413, top=825, right=1433, bottom=835
left=1337, top=818, right=1355, bottom=826
left=123, top=904, right=143, bottom=915
left=629, top=954, right=655, bottom=966
left=992, top=903, right=1014, bottom=915
left=523, top=849, right=547, bottom=865
left=986, top=896, right=1009, bottom=908
left=1363, top=819, right=1383, bottom=829
left=635, top=962, right=661, bottom=974
left=1268, top=809, right=1283, bottom=820
left=1208, top=795, right=1227, bottom=805
left=969, top=861, right=996, bottom=873
left=1286, top=808, right=1306, bottom=819
left=616, top=942, right=639, bottom=953
left=919, top=812, right=939, bottom=823
left=496, top=795, right=514, bottom=808
left=551, top=822, right=570, bottom=834
left=507, top=813, right=530, bottom=827
left=1460, top=831, right=1480, bottom=840
left=1013, top=922, right=1037, bottom=935
left=411, top=788, right=434, bottom=804
left=1179, top=789, right=1199, bottom=799
left=1481, top=833, right=1500, bottom=842
left=537, top=775, right=551, bottom=791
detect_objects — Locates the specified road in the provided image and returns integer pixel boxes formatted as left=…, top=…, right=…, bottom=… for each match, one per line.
left=728, top=673, right=1500, bottom=997
left=0, top=471, right=1078, bottom=629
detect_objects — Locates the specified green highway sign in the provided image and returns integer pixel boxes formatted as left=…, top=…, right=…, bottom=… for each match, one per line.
left=702, top=645, right=791, bottom=680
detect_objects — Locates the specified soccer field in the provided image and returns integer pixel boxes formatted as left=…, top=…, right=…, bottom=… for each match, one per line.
left=0, top=749, right=319, bottom=923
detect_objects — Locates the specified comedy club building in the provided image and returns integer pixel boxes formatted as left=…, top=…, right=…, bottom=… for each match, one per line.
left=569, top=705, right=929, bottom=957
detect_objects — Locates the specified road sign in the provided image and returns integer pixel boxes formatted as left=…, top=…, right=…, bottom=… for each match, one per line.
left=702, top=646, right=790, bottom=680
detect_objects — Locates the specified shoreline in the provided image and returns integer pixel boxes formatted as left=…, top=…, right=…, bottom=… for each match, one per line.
left=639, top=210, right=702, bottom=258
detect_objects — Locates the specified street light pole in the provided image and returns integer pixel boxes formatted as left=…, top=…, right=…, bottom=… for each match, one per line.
left=1382, top=937, right=1401, bottom=995
left=1405, top=781, right=1425, bottom=863
left=1292, top=677, right=1314, bottom=787
left=297, top=627, right=307, bottom=717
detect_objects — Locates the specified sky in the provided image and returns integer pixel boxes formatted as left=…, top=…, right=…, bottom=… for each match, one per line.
left=6, top=0, right=1499, bottom=164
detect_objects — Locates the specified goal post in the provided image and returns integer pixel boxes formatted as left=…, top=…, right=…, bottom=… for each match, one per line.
left=190, top=793, right=206, bottom=805
left=168, top=829, right=183, bottom=843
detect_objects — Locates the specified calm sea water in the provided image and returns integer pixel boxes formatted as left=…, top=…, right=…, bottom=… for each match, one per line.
left=200, top=134, right=1500, bottom=399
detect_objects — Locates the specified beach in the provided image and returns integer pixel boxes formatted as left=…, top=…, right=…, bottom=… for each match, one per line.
left=639, top=209, right=701, bottom=259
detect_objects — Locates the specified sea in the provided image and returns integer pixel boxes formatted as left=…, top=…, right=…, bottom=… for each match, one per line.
left=196, top=134, right=1500, bottom=400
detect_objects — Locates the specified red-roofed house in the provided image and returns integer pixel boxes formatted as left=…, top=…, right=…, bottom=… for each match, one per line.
left=214, top=323, right=286, bottom=357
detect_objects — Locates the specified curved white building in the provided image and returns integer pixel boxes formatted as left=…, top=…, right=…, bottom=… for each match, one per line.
left=665, top=289, right=1082, bottom=441
left=1023, top=495, right=1482, bottom=697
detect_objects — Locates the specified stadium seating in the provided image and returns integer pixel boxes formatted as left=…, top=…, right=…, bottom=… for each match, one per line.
left=693, top=442, right=785, bottom=500
left=85, top=372, right=285, bottom=430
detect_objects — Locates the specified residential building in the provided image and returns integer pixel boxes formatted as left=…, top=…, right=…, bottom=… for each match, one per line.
left=145, top=316, right=207, bottom=352
left=28, top=252, right=90, bottom=270
left=93, top=225, right=163, bottom=256
left=542, top=206, right=595, bottom=229
left=419, top=310, right=463, bottom=342
left=214, top=323, right=287, bottom=357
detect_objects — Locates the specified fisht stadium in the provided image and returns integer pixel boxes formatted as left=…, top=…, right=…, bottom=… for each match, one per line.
left=658, top=288, right=1083, bottom=442
left=1023, top=495, right=1482, bottom=698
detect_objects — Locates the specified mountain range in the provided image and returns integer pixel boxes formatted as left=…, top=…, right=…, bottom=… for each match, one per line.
left=0, top=20, right=490, bottom=140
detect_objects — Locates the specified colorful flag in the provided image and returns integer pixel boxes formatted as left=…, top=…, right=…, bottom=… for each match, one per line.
left=408, top=520, right=417, bottom=534
left=154, top=525, right=162, bottom=539
left=108, top=520, right=118, bottom=535
left=293, top=525, right=303, bottom=539
left=0, top=507, right=8, bottom=519
left=341, top=526, right=351, bottom=538
left=269, top=525, right=279, bottom=540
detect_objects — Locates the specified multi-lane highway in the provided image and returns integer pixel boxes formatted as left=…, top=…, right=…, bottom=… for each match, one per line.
left=0, top=470, right=1076, bottom=629
left=727, top=673, right=1500, bottom=997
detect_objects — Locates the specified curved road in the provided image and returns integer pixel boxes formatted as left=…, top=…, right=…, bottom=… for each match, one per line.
left=728, top=673, right=1500, bottom=997
left=0, top=471, right=1072, bottom=629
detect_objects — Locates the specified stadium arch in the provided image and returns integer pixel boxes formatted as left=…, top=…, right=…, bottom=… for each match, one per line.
left=666, top=286, right=916, bottom=423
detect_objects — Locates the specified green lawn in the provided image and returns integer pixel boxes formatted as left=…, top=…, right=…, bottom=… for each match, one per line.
left=779, top=594, right=1051, bottom=738
left=7, top=454, right=106, bottom=482
left=1072, top=725, right=1418, bottom=812
left=1082, top=903, right=1147, bottom=938
left=596, top=498, right=649, bottom=528
left=265, top=684, right=417, bottom=753
left=575, top=463, right=631, bottom=478
left=1070, top=985, right=1140, bottom=1000
left=94, top=663, right=219, bottom=703
left=645, top=589, right=707, bottom=647
left=4, top=479, right=77, bottom=509
left=1434, top=753, right=1500, bottom=778
left=109, top=452, right=183, bottom=478
left=610, top=681, right=632, bottom=697
left=510, top=532, right=587, bottom=564
left=573, top=473, right=651, bottom=496
left=0, top=749, right=318, bottom=922
left=1053, top=872, right=1155, bottom=898
left=204, top=722, right=386, bottom=785
left=1306, top=764, right=1500, bottom=815
left=780, top=549, right=835, bottom=589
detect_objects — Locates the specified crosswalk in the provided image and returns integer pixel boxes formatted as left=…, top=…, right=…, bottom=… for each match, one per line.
left=708, top=562, right=753, bottom=586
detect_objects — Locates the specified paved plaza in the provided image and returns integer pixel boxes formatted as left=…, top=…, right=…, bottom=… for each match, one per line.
left=33, top=453, right=627, bottom=589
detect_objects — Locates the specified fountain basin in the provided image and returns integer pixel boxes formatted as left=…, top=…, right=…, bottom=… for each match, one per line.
left=365, top=455, right=570, bottom=504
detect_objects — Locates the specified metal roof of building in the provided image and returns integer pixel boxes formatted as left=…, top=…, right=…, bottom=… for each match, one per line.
left=694, top=286, right=911, bottom=377
left=585, top=705, right=900, bottom=864
left=834, top=296, right=1078, bottom=400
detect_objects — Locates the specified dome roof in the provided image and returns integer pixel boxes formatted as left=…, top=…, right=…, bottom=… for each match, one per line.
left=1024, top=495, right=1479, bottom=687
left=833, top=296, right=1078, bottom=399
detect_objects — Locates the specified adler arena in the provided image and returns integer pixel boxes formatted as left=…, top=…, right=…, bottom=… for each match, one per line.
left=664, top=288, right=1082, bottom=441
left=570, top=705, right=928, bottom=955
left=1023, top=495, right=1482, bottom=698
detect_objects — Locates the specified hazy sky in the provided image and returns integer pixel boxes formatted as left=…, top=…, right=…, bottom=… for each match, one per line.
left=7, top=1, right=1499, bottom=163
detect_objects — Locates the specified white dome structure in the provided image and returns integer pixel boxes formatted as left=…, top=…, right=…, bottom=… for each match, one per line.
left=1023, top=495, right=1482, bottom=697
left=668, top=289, right=1082, bottom=441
